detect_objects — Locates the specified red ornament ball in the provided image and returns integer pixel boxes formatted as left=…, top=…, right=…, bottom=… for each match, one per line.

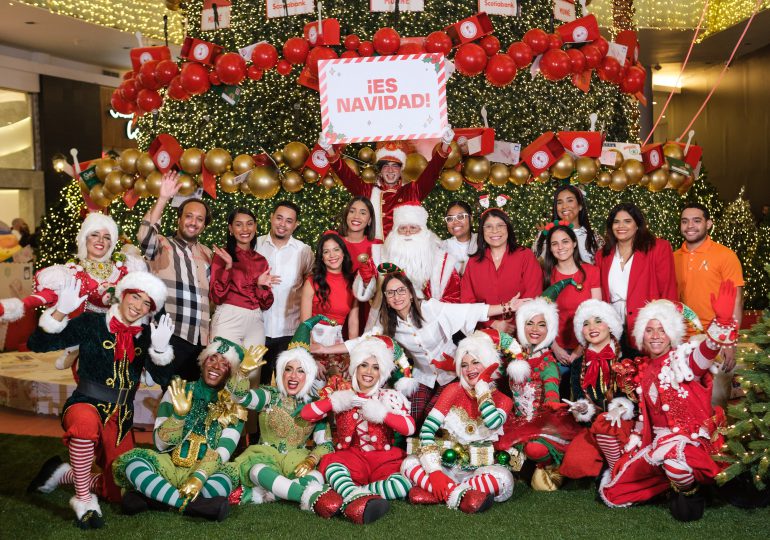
left=506, top=41, right=533, bottom=68
left=306, top=46, right=337, bottom=77
left=179, top=62, right=211, bottom=95
left=208, top=71, right=221, bottom=85
left=523, top=28, right=549, bottom=55
left=138, top=60, right=160, bottom=90
left=425, top=31, right=453, bottom=55
left=358, top=41, right=374, bottom=57
left=566, top=48, right=586, bottom=74
left=344, top=34, right=361, bottom=51
left=540, top=49, right=571, bottom=80
left=581, top=44, right=602, bottom=69
left=276, top=59, right=292, bottom=76
left=340, top=50, right=359, bottom=59
left=110, top=90, right=135, bottom=114
left=136, top=88, right=162, bottom=112
left=251, top=43, right=279, bottom=71
left=485, top=53, right=517, bottom=86
left=154, top=59, right=179, bottom=86
left=620, top=64, right=646, bottom=93
left=167, top=76, right=189, bottom=100
left=215, top=52, right=246, bottom=85
left=247, top=65, right=263, bottom=81
left=373, top=27, right=401, bottom=56
left=283, top=37, right=310, bottom=65
left=455, top=43, right=488, bottom=76
left=479, top=35, right=501, bottom=57
left=594, top=36, right=610, bottom=57
left=119, top=78, right=140, bottom=102
left=598, top=56, right=622, bottom=83
left=548, top=33, right=563, bottom=50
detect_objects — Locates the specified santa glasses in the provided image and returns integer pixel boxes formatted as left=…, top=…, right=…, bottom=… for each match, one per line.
left=384, top=287, right=409, bottom=298
left=444, top=213, right=469, bottom=223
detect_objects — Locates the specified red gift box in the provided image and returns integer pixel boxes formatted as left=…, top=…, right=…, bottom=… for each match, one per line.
left=298, top=67, right=319, bottom=92
left=673, top=141, right=703, bottom=170
left=557, top=14, right=600, bottom=44
left=443, top=12, right=494, bottom=47
left=641, top=143, right=664, bottom=173
left=149, top=134, right=183, bottom=173
left=557, top=131, right=605, bottom=158
left=304, top=144, right=331, bottom=176
left=304, top=19, right=341, bottom=47
left=129, top=46, right=171, bottom=72
left=521, top=132, right=565, bottom=174
left=454, top=127, right=496, bottom=156
left=181, top=37, right=223, bottom=65
left=615, top=30, right=639, bottom=65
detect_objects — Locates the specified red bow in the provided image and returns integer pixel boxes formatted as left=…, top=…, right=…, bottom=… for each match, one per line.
left=109, top=316, right=142, bottom=363
left=582, top=344, right=615, bottom=391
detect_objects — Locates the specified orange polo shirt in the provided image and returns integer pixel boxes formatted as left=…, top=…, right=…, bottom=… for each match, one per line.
left=673, top=236, right=744, bottom=327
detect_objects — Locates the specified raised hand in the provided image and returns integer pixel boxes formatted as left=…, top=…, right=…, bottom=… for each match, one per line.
left=212, top=245, right=233, bottom=270
left=169, top=376, right=192, bottom=417
left=357, top=258, right=377, bottom=285
left=441, top=125, right=455, bottom=147
left=478, top=363, right=499, bottom=384
left=159, top=170, right=182, bottom=200
left=711, top=279, right=737, bottom=324
left=318, top=132, right=333, bottom=154
left=55, top=277, right=87, bottom=315
left=150, top=313, right=174, bottom=352
left=257, top=268, right=279, bottom=287
left=240, top=345, right=268, bottom=377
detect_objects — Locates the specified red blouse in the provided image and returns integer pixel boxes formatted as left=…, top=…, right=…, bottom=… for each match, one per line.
left=210, top=247, right=274, bottom=310
left=308, top=271, right=355, bottom=325
left=552, top=264, right=601, bottom=350
left=343, top=237, right=383, bottom=273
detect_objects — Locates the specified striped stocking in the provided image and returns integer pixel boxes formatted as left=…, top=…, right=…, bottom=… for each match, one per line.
left=402, top=459, right=437, bottom=492
left=324, top=463, right=360, bottom=502
left=200, top=473, right=233, bottom=498
left=466, top=472, right=501, bottom=496
left=663, top=458, right=695, bottom=491
left=363, top=474, right=410, bottom=500
left=68, top=438, right=96, bottom=502
left=595, top=434, right=623, bottom=470
left=250, top=464, right=304, bottom=503
left=124, top=457, right=182, bottom=508
left=59, top=469, right=102, bottom=492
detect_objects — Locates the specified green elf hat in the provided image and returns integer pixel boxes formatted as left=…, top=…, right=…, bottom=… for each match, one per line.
left=198, top=337, right=245, bottom=372
left=277, top=314, right=334, bottom=400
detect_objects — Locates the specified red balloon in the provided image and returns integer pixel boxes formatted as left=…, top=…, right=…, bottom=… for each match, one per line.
left=247, top=65, right=263, bottom=81
left=276, top=59, right=292, bottom=76
left=110, top=90, right=135, bottom=114
left=566, top=48, right=586, bottom=74
left=479, top=35, right=501, bottom=57
left=485, top=53, right=517, bottom=86
left=523, top=29, right=549, bottom=55
left=454, top=43, right=488, bottom=76
left=425, top=31, right=453, bottom=55
left=598, top=56, right=622, bottom=83
left=120, top=78, right=139, bottom=102
left=506, top=42, right=533, bottom=68
left=154, top=59, right=179, bottom=86
left=179, top=62, right=211, bottom=95
left=594, top=36, right=609, bottom=57
left=398, top=41, right=424, bottom=54
left=138, top=60, right=160, bottom=90
left=122, top=71, right=135, bottom=81
left=283, top=37, right=310, bottom=65
left=306, top=46, right=337, bottom=77
left=208, top=71, right=221, bottom=85
left=251, top=43, right=279, bottom=71
left=136, top=88, right=162, bottom=112
left=373, top=27, right=401, bottom=55
left=358, top=41, right=374, bottom=57
left=548, top=33, right=563, bottom=50
left=581, top=44, right=602, bottom=69
left=340, top=50, right=359, bottom=59
left=620, top=65, right=646, bottom=94
left=540, top=49, right=572, bottom=81
left=167, top=76, right=189, bottom=100
left=215, top=52, right=246, bottom=85
left=344, top=34, right=361, bottom=51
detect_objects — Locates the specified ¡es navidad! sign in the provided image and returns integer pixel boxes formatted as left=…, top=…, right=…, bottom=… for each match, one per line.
left=318, top=53, right=448, bottom=143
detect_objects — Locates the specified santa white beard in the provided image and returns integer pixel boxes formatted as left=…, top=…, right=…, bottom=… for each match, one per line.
left=383, top=229, right=440, bottom=296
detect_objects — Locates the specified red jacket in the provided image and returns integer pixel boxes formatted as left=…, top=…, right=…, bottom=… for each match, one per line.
left=595, top=238, right=678, bottom=346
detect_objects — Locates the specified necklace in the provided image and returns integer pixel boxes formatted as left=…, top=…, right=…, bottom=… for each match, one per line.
left=80, top=258, right=114, bottom=280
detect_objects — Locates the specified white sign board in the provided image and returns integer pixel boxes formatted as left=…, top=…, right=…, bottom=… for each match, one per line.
left=267, top=0, right=314, bottom=18
left=319, top=54, right=448, bottom=143
left=479, top=0, right=518, bottom=16
left=370, top=0, right=424, bottom=11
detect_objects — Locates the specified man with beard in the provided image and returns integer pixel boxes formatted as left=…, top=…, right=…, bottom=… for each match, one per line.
left=138, top=170, right=213, bottom=381
left=354, top=201, right=461, bottom=330
left=673, top=202, right=743, bottom=406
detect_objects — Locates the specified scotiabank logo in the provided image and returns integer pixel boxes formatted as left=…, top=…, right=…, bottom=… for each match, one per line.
left=139, top=52, right=153, bottom=64
left=650, top=151, right=660, bottom=167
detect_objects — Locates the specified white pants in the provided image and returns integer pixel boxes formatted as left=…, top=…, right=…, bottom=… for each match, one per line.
left=210, top=303, right=266, bottom=349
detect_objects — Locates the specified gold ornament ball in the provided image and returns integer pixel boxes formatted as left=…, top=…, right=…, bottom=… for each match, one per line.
left=248, top=165, right=280, bottom=199
left=609, top=169, right=628, bottom=191
left=120, top=173, right=136, bottom=190
left=463, top=156, right=490, bottom=183
left=489, top=163, right=510, bottom=186
left=679, top=174, right=695, bottom=193
left=667, top=171, right=687, bottom=189
left=361, top=166, right=377, bottom=184
left=90, top=184, right=110, bottom=207
left=271, top=150, right=284, bottom=165
left=104, top=170, right=124, bottom=195
left=232, top=154, right=255, bottom=175
left=648, top=169, right=669, bottom=192
left=321, top=175, right=336, bottom=190
left=119, top=148, right=141, bottom=175
left=177, top=174, right=197, bottom=196
left=639, top=174, right=650, bottom=187
left=220, top=171, right=239, bottom=193
left=402, top=153, right=428, bottom=183
left=204, top=148, right=232, bottom=175
left=343, top=158, right=360, bottom=177
left=537, top=170, right=551, bottom=183
left=165, top=0, right=181, bottom=11
left=440, top=169, right=463, bottom=191
left=303, top=168, right=319, bottom=183
left=441, top=141, right=462, bottom=169
left=136, top=152, right=156, bottom=177
left=95, top=158, right=117, bottom=182
left=509, top=165, right=530, bottom=186
left=596, top=171, right=612, bottom=187
left=282, top=142, right=310, bottom=170
left=575, top=157, right=598, bottom=184
left=551, top=153, right=575, bottom=180
left=282, top=171, right=304, bottom=193
left=359, top=147, right=375, bottom=163
left=146, top=171, right=163, bottom=197
left=662, top=142, right=684, bottom=161
left=134, top=178, right=149, bottom=198
left=605, top=149, right=624, bottom=170
left=621, top=159, right=645, bottom=185
left=179, top=148, right=203, bottom=174
left=239, top=180, right=252, bottom=195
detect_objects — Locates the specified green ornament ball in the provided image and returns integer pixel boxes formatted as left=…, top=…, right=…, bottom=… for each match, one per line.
left=442, top=449, right=458, bottom=465
left=495, top=450, right=511, bottom=466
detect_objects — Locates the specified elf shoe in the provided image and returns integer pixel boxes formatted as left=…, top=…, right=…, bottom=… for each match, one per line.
left=457, top=489, right=494, bottom=514
left=71, top=494, right=104, bottom=530
left=408, top=486, right=440, bottom=505
left=302, top=485, right=343, bottom=518
left=343, top=491, right=390, bottom=524
left=27, top=455, right=67, bottom=494
left=182, top=495, right=230, bottom=521
left=669, top=486, right=705, bottom=522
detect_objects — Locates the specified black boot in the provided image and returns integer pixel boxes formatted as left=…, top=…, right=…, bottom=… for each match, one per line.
left=183, top=496, right=230, bottom=521
left=27, top=456, right=64, bottom=493
left=669, top=486, right=705, bottom=522
left=121, top=490, right=151, bottom=515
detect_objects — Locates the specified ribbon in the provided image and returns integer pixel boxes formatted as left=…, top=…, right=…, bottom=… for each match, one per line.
left=109, top=316, right=142, bottom=363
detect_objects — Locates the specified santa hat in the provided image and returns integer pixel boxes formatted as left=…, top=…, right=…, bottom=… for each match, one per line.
left=114, top=271, right=166, bottom=313
left=375, top=141, right=407, bottom=167
left=573, top=299, right=623, bottom=347
left=455, top=329, right=521, bottom=391
left=633, top=299, right=701, bottom=349
left=198, top=337, right=244, bottom=372
left=76, top=212, right=119, bottom=262
left=349, top=335, right=412, bottom=395
left=275, top=315, right=332, bottom=400
left=516, top=298, right=559, bottom=353
left=392, top=201, right=428, bottom=230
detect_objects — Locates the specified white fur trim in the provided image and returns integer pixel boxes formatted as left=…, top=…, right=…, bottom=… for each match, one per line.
left=39, top=463, right=71, bottom=493
left=35, top=264, right=72, bottom=293
left=392, top=204, right=428, bottom=230
left=249, top=485, right=276, bottom=505
left=70, top=493, right=102, bottom=520
left=149, top=346, right=174, bottom=366
left=516, top=298, right=558, bottom=352
left=633, top=300, right=685, bottom=350
left=506, top=359, right=531, bottom=384
left=55, top=347, right=79, bottom=370
left=123, top=252, right=148, bottom=273
left=0, top=297, right=24, bottom=322
left=275, top=347, right=318, bottom=400
left=300, top=484, right=323, bottom=512
left=455, top=332, right=500, bottom=371
left=446, top=485, right=469, bottom=510
left=571, top=399, right=597, bottom=423
left=198, top=340, right=241, bottom=372
left=394, top=376, right=420, bottom=398
left=115, top=271, right=167, bottom=313
left=573, top=299, right=623, bottom=347
left=607, top=397, right=635, bottom=421
left=39, top=307, right=68, bottom=334
left=329, top=389, right=356, bottom=412
left=361, top=398, right=389, bottom=424
left=349, top=337, right=395, bottom=391
left=77, top=213, right=119, bottom=262
left=375, top=147, right=406, bottom=166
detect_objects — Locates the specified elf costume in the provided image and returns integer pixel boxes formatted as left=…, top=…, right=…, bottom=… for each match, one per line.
left=229, top=316, right=342, bottom=518
left=301, top=335, right=415, bottom=524
left=26, top=271, right=174, bottom=529
left=401, top=329, right=515, bottom=513
left=113, top=337, right=248, bottom=522
left=599, top=281, right=738, bottom=521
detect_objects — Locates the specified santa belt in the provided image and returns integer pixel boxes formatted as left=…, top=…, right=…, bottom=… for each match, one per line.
left=77, top=379, right=137, bottom=407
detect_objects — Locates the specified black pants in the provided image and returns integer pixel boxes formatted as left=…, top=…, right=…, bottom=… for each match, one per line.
left=260, top=335, right=292, bottom=385
left=170, top=334, right=204, bottom=383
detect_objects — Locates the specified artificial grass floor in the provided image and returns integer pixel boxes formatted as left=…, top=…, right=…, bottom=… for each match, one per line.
left=1, top=434, right=768, bottom=540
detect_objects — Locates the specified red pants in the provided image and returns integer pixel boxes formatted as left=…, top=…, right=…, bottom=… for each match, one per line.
left=62, top=403, right=134, bottom=502
left=319, top=446, right=405, bottom=484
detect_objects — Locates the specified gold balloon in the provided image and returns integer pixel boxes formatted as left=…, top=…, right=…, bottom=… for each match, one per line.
left=119, top=148, right=141, bottom=174
left=120, top=173, right=136, bottom=190
left=441, top=141, right=462, bottom=169
left=509, top=165, right=530, bottom=186
left=271, top=151, right=284, bottom=165
left=667, top=171, right=687, bottom=189
left=621, top=159, right=645, bottom=185
left=343, top=158, right=360, bottom=177
left=359, top=147, right=375, bottom=163
left=177, top=173, right=197, bottom=196
left=146, top=171, right=163, bottom=197
left=104, top=170, right=124, bottom=195
left=550, top=153, right=575, bottom=180
left=283, top=142, right=310, bottom=170
left=361, top=166, right=377, bottom=184
left=134, top=178, right=149, bottom=198
left=239, top=180, right=252, bottom=194
left=321, top=175, right=336, bottom=190
left=537, top=170, right=551, bottom=183
left=609, top=169, right=628, bottom=191
left=179, top=148, right=203, bottom=174
left=679, top=174, right=695, bottom=194
left=248, top=165, right=280, bottom=199
left=220, top=171, right=239, bottom=193
left=605, top=149, right=624, bottom=170
left=662, top=142, right=684, bottom=161
left=639, top=174, right=650, bottom=187
left=303, top=167, right=319, bottom=183
left=402, top=153, right=428, bottom=183
left=648, top=168, right=668, bottom=192
left=89, top=184, right=110, bottom=207
left=489, top=163, right=509, bottom=186
left=137, top=153, right=156, bottom=177
left=575, top=157, right=598, bottom=184
left=440, top=169, right=463, bottom=191
left=204, top=148, right=232, bottom=175
left=232, top=154, right=255, bottom=175
left=282, top=171, right=304, bottom=193
left=596, top=171, right=612, bottom=187
left=95, top=158, right=117, bottom=182
left=463, top=156, right=490, bottom=183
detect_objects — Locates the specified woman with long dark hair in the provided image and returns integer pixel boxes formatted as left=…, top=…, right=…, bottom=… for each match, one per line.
left=534, top=185, right=603, bottom=263
left=595, top=202, right=677, bottom=354
left=441, top=200, right=477, bottom=275
left=210, top=207, right=275, bottom=349
left=338, top=196, right=382, bottom=271
left=461, top=208, right=542, bottom=334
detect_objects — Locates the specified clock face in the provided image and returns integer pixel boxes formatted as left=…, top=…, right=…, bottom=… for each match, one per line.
left=573, top=26, right=589, bottom=42
left=193, top=44, right=209, bottom=61
left=312, top=149, right=329, bottom=168
left=308, top=27, right=318, bottom=45
left=156, top=151, right=171, bottom=169
left=650, top=151, right=660, bottom=167
left=531, top=150, right=549, bottom=170
left=571, top=138, right=589, bottom=156
left=139, top=52, right=153, bottom=65
left=460, top=22, right=478, bottom=40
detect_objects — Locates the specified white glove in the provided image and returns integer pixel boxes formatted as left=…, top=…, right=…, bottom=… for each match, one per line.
left=318, top=132, right=333, bottom=154
left=474, top=379, right=491, bottom=398
left=441, top=126, right=455, bottom=146
left=150, top=313, right=174, bottom=353
left=624, top=433, right=642, bottom=453
left=55, top=277, right=87, bottom=315
left=563, top=398, right=589, bottom=415
left=350, top=395, right=369, bottom=409
left=604, top=406, right=625, bottom=428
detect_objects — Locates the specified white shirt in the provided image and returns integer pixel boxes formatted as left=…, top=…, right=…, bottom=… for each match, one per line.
left=256, top=234, right=313, bottom=338
left=608, top=250, right=634, bottom=323
left=441, top=233, right=478, bottom=275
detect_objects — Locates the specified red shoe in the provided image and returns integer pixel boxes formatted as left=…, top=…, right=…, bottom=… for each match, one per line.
left=458, top=489, right=495, bottom=514
left=408, top=486, right=440, bottom=505
left=343, top=494, right=390, bottom=524
left=312, top=488, right=344, bottom=519
left=228, top=485, right=245, bottom=506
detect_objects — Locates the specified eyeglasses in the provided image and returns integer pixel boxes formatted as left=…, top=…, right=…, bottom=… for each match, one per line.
left=444, top=213, right=469, bottom=223
left=483, top=224, right=506, bottom=232
left=384, top=287, right=409, bottom=298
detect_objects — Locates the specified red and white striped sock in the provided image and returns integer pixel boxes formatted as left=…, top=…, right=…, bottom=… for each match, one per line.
left=60, top=469, right=102, bottom=491
left=68, top=438, right=96, bottom=502
left=468, top=473, right=500, bottom=496
left=663, top=458, right=695, bottom=491
left=595, top=434, right=623, bottom=470
left=403, top=461, right=434, bottom=492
